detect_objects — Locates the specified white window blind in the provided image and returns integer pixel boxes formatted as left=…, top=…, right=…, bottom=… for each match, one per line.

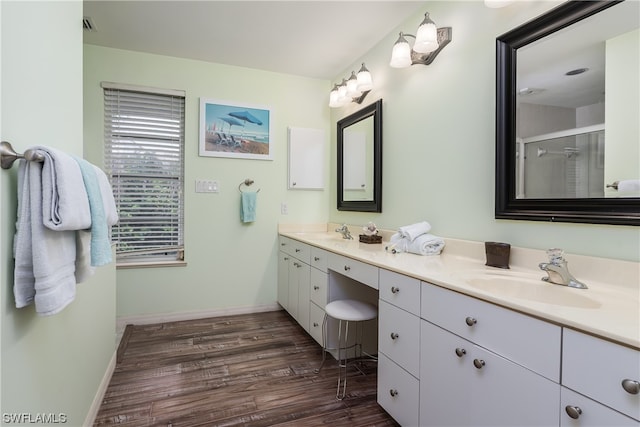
left=103, top=84, right=185, bottom=263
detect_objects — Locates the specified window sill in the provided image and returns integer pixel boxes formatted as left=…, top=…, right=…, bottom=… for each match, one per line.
left=116, top=260, right=187, bottom=269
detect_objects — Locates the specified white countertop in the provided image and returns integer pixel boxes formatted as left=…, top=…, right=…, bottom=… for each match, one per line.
left=279, top=224, right=640, bottom=349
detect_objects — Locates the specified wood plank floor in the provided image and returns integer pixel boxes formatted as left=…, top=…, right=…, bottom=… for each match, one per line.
left=94, top=310, right=399, bottom=427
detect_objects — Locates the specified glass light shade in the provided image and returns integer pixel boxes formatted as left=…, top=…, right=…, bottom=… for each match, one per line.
left=346, top=72, right=362, bottom=97
left=413, top=13, right=438, bottom=54
left=329, top=85, right=340, bottom=108
left=337, top=80, right=349, bottom=106
left=356, top=63, right=373, bottom=92
left=389, top=35, right=412, bottom=68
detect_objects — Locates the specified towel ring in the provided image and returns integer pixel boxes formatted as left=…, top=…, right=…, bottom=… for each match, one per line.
left=238, top=178, right=260, bottom=193
left=1, top=141, right=46, bottom=170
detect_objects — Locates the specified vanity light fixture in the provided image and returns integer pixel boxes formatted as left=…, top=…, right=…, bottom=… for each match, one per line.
left=389, top=12, right=452, bottom=68
left=329, top=63, right=373, bottom=108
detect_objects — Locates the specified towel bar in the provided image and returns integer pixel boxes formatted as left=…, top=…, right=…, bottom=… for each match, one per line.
left=238, top=178, right=260, bottom=193
left=1, top=141, right=45, bottom=170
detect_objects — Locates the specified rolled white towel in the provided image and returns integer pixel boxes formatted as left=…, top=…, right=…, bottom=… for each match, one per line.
left=398, top=221, right=431, bottom=241
left=407, top=233, right=445, bottom=256
left=388, top=232, right=410, bottom=253
left=617, top=179, right=640, bottom=193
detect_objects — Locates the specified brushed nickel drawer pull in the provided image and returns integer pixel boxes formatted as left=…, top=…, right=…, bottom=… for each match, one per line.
left=313, top=322, right=319, bottom=327
left=565, top=406, right=582, bottom=419
left=622, top=379, right=640, bottom=395
left=391, top=286, right=400, bottom=294
left=389, top=389, right=399, bottom=397
left=314, top=256, right=320, bottom=261
left=390, top=332, right=399, bottom=340
left=455, top=348, right=466, bottom=358
left=344, top=265, right=351, bottom=271
left=295, top=248, right=301, bottom=252
left=473, top=359, right=485, bottom=369
left=313, top=286, right=320, bottom=290
left=465, top=317, right=477, bottom=327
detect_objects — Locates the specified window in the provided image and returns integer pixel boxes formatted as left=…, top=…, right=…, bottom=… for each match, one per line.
left=102, top=82, right=185, bottom=265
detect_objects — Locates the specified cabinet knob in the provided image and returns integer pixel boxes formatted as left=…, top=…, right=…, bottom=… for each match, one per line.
left=313, top=322, right=319, bottom=327
left=313, top=286, right=320, bottom=291
left=391, top=286, right=400, bottom=294
left=284, top=257, right=289, bottom=261
left=565, top=406, right=582, bottom=419
left=390, top=332, right=399, bottom=340
left=295, top=248, right=301, bottom=252
left=465, top=317, right=477, bottom=327
left=622, top=379, right=640, bottom=395
left=389, top=389, right=399, bottom=397
left=344, top=265, right=351, bottom=271
left=314, top=256, right=320, bottom=261
left=455, top=348, right=466, bottom=358
left=281, top=242, right=285, bottom=246
left=293, top=182, right=297, bottom=186
left=473, top=359, right=485, bottom=369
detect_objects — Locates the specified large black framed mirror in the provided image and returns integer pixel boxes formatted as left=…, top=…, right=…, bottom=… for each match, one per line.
left=496, top=0, right=639, bottom=225
left=337, top=99, right=382, bottom=212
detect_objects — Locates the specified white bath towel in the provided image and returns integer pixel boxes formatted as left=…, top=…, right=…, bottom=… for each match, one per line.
left=388, top=232, right=445, bottom=256
left=13, top=158, right=78, bottom=315
left=398, top=221, right=431, bottom=241
left=35, top=146, right=91, bottom=231
left=617, top=179, right=640, bottom=193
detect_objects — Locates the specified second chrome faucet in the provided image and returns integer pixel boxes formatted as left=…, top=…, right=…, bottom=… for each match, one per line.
left=539, top=248, right=587, bottom=289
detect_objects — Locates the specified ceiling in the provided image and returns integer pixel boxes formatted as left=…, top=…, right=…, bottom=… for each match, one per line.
left=82, top=1, right=425, bottom=80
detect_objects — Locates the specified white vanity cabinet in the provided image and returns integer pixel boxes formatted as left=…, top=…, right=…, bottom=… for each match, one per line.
left=278, top=236, right=311, bottom=331
left=309, top=247, right=329, bottom=346
left=377, top=269, right=421, bottom=427
left=561, top=328, right=640, bottom=424
left=420, top=281, right=561, bottom=427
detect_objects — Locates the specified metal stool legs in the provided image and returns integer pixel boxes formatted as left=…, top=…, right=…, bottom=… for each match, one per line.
left=316, top=312, right=368, bottom=400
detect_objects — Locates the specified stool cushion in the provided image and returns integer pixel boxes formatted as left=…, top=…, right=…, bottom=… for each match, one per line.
left=325, top=299, right=377, bottom=322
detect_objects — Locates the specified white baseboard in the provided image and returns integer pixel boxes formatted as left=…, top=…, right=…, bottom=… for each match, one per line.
left=116, top=303, right=282, bottom=334
left=83, top=350, right=117, bottom=427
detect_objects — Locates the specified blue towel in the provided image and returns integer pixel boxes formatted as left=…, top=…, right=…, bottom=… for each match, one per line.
left=73, top=156, right=112, bottom=266
left=240, top=191, right=257, bottom=223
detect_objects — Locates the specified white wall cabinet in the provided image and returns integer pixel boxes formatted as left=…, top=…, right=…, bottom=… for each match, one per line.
left=287, top=127, right=325, bottom=190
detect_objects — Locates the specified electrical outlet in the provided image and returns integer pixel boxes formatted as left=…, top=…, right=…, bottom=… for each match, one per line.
left=281, top=202, right=288, bottom=214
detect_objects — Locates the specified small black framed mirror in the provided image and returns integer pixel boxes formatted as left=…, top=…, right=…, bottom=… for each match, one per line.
left=495, top=0, right=639, bottom=225
left=337, top=99, right=383, bottom=212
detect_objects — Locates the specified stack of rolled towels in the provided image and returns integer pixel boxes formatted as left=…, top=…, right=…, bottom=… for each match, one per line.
left=388, top=221, right=445, bottom=256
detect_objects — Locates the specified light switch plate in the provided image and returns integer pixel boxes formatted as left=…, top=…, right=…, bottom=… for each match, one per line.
left=196, top=179, right=219, bottom=193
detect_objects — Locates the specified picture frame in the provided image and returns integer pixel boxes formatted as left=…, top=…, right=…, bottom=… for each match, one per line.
left=199, top=98, right=273, bottom=160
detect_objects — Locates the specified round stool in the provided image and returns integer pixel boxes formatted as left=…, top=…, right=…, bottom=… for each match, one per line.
left=316, top=299, right=378, bottom=400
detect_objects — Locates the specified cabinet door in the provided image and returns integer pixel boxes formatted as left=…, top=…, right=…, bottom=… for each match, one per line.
left=561, top=387, right=639, bottom=427
left=420, top=320, right=560, bottom=427
left=277, top=252, right=290, bottom=311
left=287, top=259, right=300, bottom=321
left=296, top=261, right=311, bottom=332
left=288, top=127, right=325, bottom=190
left=378, top=353, right=419, bottom=427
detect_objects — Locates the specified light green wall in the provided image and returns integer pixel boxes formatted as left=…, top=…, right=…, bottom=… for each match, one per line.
left=1, top=1, right=116, bottom=425
left=83, top=46, right=331, bottom=317
left=329, top=1, right=640, bottom=262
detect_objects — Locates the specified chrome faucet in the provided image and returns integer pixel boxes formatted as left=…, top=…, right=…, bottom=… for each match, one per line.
left=539, top=248, right=587, bottom=289
left=335, top=224, right=353, bottom=240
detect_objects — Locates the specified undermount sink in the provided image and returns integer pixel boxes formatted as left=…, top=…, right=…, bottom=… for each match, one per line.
left=456, top=270, right=601, bottom=309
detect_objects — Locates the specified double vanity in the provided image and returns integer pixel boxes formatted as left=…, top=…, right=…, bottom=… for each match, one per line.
left=278, top=223, right=639, bottom=427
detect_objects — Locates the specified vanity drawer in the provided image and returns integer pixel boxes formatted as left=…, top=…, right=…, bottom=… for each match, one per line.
left=379, top=299, right=420, bottom=377
left=421, top=281, right=561, bottom=382
left=310, top=268, right=328, bottom=308
left=561, top=386, right=639, bottom=427
left=310, top=247, right=329, bottom=272
left=309, top=302, right=325, bottom=346
left=379, top=269, right=420, bottom=315
left=328, top=253, right=378, bottom=289
left=279, top=236, right=310, bottom=263
left=377, top=352, right=419, bottom=427
left=562, top=328, right=640, bottom=421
